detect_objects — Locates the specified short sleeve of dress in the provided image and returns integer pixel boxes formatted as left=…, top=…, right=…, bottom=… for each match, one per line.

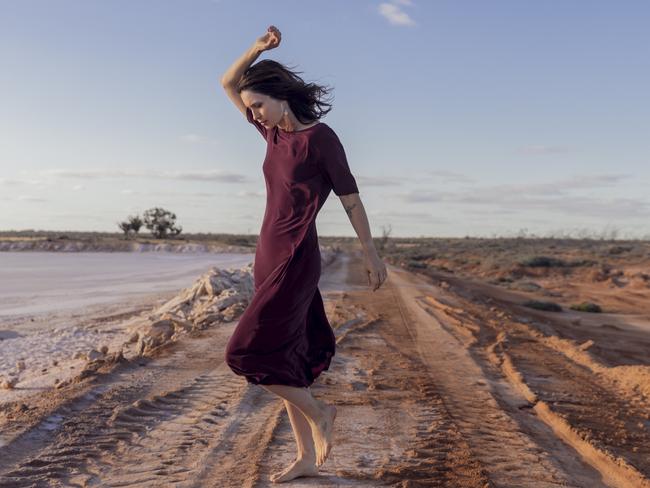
left=316, top=129, right=359, bottom=196
left=246, top=106, right=268, bottom=140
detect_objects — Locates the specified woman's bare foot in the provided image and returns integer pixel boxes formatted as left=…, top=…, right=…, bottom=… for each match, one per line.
left=270, top=457, right=318, bottom=483
left=311, top=401, right=337, bottom=466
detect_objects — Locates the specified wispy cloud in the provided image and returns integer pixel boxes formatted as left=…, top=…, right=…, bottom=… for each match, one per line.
left=16, top=195, right=48, bottom=202
left=474, top=173, right=631, bottom=196
left=42, top=168, right=247, bottom=183
left=357, top=175, right=402, bottom=187
left=425, top=170, right=475, bottom=184
left=371, top=210, right=447, bottom=222
left=400, top=173, right=649, bottom=218
left=120, top=189, right=232, bottom=198
left=378, top=0, right=416, bottom=26
left=0, top=177, right=48, bottom=186
left=236, top=190, right=265, bottom=198
left=403, top=173, right=631, bottom=202
left=354, top=171, right=473, bottom=185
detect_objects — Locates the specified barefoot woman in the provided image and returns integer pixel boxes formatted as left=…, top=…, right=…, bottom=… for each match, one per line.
left=220, top=26, right=387, bottom=483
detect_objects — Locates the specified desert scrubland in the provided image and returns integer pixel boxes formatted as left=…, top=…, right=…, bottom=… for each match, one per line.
left=0, top=235, right=648, bottom=487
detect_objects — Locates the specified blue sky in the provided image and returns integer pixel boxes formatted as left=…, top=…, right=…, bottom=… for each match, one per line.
left=1, top=0, right=649, bottom=238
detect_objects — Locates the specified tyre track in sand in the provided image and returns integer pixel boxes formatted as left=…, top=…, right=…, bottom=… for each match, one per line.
left=0, top=250, right=624, bottom=487
left=0, top=252, right=489, bottom=487
left=253, top=291, right=490, bottom=487
left=0, top=325, right=253, bottom=487
left=390, top=263, right=649, bottom=488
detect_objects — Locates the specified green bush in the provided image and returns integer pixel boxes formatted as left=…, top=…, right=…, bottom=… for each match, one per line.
left=405, top=249, right=433, bottom=261
left=522, top=300, right=563, bottom=312
left=570, top=302, right=602, bottom=313
left=519, top=256, right=568, bottom=267
left=519, top=256, right=596, bottom=268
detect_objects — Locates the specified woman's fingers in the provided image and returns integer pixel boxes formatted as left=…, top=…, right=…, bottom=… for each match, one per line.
left=366, top=260, right=388, bottom=291
left=371, top=271, right=380, bottom=291
left=374, top=268, right=387, bottom=290
left=262, top=26, right=281, bottom=49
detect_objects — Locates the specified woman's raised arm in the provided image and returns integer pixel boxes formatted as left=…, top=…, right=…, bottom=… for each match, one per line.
left=220, top=26, right=282, bottom=117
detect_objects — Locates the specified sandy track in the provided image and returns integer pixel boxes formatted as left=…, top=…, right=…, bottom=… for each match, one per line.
left=0, top=250, right=646, bottom=487
left=391, top=265, right=650, bottom=488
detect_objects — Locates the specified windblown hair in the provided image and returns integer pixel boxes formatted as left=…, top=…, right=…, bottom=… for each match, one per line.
left=237, top=59, right=333, bottom=124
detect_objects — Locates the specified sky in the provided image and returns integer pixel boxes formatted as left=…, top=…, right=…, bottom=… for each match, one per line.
left=1, top=0, right=649, bottom=238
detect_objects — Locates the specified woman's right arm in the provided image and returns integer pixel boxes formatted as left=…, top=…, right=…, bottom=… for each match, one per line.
left=220, top=26, right=281, bottom=117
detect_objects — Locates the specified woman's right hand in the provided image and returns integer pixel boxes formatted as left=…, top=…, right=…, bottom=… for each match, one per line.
left=255, top=25, right=281, bottom=52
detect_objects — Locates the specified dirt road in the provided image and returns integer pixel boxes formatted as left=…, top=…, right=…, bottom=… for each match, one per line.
left=0, top=250, right=647, bottom=487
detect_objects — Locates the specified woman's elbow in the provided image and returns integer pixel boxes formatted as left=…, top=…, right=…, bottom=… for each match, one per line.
left=339, top=192, right=360, bottom=204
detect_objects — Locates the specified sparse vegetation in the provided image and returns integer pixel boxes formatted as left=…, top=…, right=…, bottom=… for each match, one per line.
left=608, top=245, right=633, bottom=255
left=128, top=215, right=143, bottom=234
left=519, top=256, right=596, bottom=268
left=570, top=302, right=603, bottom=313
left=407, top=260, right=428, bottom=269
left=142, top=207, right=183, bottom=239
left=523, top=300, right=563, bottom=312
left=519, top=256, right=569, bottom=267
left=378, top=237, right=650, bottom=293
left=405, top=250, right=433, bottom=261
left=117, top=221, right=132, bottom=237
left=117, top=215, right=144, bottom=239
left=0, top=230, right=266, bottom=251
left=377, top=224, right=392, bottom=251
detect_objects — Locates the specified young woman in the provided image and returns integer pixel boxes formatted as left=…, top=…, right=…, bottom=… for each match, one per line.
left=220, top=25, right=387, bottom=483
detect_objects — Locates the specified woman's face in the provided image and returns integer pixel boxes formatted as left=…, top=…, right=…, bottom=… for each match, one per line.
left=240, top=90, right=283, bottom=128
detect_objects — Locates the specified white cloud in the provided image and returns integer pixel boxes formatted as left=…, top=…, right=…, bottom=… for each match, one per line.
left=0, top=177, right=48, bottom=186
left=236, top=190, right=265, bottom=198
left=17, top=195, right=48, bottom=202
left=357, top=175, right=402, bottom=187
left=425, top=170, right=475, bottom=183
left=378, top=1, right=416, bottom=26
left=42, top=168, right=247, bottom=183
left=400, top=173, right=649, bottom=219
left=371, top=210, right=446, bottom=222
left=476, top=173, right=631, bottom=196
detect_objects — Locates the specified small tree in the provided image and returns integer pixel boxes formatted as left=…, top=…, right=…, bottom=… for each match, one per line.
left=117, top=214, right=144, bottom=239
left=128, top=215, right=143, bottom=234
left=377, top=223, right=392, bottom=251
left=142, top=207, right=183, bottom=239
left=117, top=220, right=133, bottom=238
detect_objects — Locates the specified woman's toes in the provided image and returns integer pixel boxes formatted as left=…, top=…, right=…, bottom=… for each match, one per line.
left=270, top=458, right=318, bottom=483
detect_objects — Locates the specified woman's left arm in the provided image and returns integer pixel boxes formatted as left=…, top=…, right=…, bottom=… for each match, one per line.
left=339, top=193, right=388, bottom=291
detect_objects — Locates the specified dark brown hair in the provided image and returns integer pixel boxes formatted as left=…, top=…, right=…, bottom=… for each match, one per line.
left=237, top=59, right=333, bottom=124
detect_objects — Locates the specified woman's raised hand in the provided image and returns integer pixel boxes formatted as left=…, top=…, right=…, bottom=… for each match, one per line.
left=255, top=25, right=281, bottom=52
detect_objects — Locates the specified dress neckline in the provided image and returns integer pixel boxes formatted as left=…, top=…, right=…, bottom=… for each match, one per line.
left=277, top=122, right=323, bottom=134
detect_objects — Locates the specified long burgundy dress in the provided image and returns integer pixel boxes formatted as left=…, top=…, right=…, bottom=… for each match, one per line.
left=224, top=107, right=359, bottom=388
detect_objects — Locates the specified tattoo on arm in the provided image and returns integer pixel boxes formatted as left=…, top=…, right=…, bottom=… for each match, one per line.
left=343, top=202, right=357, bottom=218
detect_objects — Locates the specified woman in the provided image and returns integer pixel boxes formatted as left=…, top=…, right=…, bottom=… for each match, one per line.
left=220, top=25, right=387, bottom=483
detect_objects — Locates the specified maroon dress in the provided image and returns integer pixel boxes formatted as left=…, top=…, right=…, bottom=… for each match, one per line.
left=224, top=107, right=359, bottom=388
